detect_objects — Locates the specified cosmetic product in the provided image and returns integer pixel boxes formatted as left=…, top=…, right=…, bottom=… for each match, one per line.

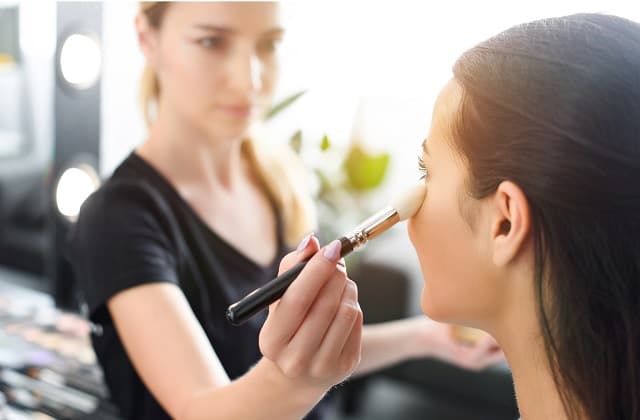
left=452, top=325, right=490, bottom=345
left=227, top=182, right=427, bottom=326
left=0, top=369, right=98, bottom=414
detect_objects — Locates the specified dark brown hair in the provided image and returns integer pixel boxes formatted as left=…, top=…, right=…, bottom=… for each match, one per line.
left=452, top=14, right=640, bottom=420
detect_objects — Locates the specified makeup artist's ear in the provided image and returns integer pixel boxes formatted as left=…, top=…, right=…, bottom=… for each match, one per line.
left=135, top=13, right=160, bottom=69
left=490, top=181, right=531, bottom=266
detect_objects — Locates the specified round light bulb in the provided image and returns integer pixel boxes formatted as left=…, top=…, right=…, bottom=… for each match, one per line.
left=55, top=165, right=100, bottom=222
left=59, top=33, right=101, bottom=88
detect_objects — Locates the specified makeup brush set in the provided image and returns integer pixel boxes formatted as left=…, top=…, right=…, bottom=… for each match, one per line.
left=0, top=295, right=119, bottom=419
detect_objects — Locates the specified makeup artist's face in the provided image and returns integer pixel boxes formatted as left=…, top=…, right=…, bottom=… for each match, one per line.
left=408, top=80, right=502, bottom=328
left=141, top=2, right=281, bottom=140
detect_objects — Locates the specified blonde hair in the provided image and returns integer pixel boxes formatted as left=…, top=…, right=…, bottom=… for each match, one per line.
left=138, top=2, right=316, bottom=247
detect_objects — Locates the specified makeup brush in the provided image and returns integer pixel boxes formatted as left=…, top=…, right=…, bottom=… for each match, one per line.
left=226, top=182, right=427, bottom=326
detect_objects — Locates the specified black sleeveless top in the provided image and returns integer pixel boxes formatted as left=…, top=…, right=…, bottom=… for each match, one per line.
left=70, top=153, right=327, bottom=420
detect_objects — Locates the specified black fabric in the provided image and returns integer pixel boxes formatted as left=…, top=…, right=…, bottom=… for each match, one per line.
left=70, top=153, right=327, bottom=420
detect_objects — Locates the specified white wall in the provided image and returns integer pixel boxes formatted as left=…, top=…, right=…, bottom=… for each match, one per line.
left=100, top=1, right=144, bottom=176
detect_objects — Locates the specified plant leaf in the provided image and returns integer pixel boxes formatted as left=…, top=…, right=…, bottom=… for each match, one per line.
left=320, top=135, right=331, bottom=151
left=342, top=144, right=390, bottom=191
left=289, top=130, right=303, bottom=154
left=265, top=90, right=307, bottom=121
left=314, top=168, right=331, bottom=198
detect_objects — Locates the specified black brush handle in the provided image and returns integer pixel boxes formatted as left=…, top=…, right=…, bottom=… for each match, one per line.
left=226, top=261, right=306, bottom=326
left=226, top=237, right=354, bottom=326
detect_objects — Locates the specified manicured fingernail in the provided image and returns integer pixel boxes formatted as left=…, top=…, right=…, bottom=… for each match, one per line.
left=296, top=233, right=313, bottom=252
left=323, top=240, right=342, bottom=261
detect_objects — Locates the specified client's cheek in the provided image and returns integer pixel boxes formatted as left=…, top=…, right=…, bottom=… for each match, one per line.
left=407, top=219, right=417, bottom=246
left=407, top=203, right=429, bottom=245
left=408, top=214, right=429, bottom=253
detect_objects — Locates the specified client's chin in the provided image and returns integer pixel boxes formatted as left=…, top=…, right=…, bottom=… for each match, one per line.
left=420, top=287, right=451, bottom=322
left=420, top=286, right=476, bottom=327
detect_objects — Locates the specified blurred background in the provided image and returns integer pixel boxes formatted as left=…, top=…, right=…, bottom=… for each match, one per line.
left=0, top=1, right=638, bottom=418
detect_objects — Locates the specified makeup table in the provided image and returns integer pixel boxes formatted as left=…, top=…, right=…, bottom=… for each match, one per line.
left=0, top=267, right=121, bottom=419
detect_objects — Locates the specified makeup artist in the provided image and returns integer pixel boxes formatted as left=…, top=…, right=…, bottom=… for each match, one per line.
left=70, top=3, right=503, bottom=420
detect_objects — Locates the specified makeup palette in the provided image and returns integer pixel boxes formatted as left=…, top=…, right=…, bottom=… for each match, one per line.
left=0, top=282, right=119, bottom=419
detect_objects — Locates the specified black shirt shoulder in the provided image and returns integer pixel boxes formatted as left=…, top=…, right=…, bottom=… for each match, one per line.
left=70, top=156, right=181, bottom=317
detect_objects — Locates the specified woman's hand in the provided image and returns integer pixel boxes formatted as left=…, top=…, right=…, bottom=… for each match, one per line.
left=412, top=317, right=504, bottom=371
left=259, top=235, right=363, bottom=392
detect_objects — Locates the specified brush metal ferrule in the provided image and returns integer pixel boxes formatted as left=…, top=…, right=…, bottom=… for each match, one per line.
left=343, top=206, right=399, bottom=252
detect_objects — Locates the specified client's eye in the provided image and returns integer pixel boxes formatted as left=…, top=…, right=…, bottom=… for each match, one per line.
left=417, top=155, right=429, bottom=181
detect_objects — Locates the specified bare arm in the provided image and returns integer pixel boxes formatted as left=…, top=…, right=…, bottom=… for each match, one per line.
left=108, top=236, right=362, bottom=420
left=354, top=316, right=429, bottom=376
left=109, top=284, right=313, bottom=420
left=355, top=316, right=504, bottom=377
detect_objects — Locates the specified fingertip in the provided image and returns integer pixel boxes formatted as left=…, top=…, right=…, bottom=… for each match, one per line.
left=322, top=240, right=342, bottom=262
left=290, top=233, right=318, bottom=261
left=295, top=233, right=314, bottom=253
left=280, top=237, right=315, bottom=272
left=297, top=235, right=319, bottom=262
left=308, top=235, right=320, bottom=251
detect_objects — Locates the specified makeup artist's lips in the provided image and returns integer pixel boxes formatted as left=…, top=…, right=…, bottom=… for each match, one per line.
left=218, top=104, right=254, bottom=118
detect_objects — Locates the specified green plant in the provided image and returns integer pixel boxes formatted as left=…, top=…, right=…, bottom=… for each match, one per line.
left=266, top=91, right=392, bottom=241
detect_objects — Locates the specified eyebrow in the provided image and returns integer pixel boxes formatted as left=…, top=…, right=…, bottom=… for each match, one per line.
left=192, top=24, right=284, bottom=37
left=193, top=24, right=232, bottom=33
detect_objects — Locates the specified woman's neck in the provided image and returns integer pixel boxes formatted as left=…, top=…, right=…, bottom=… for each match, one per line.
left=492, top=279, right=569, bottom=420
left=138, top=114, right=247, bottom=192
left=501, top=331, right=567, bottom=419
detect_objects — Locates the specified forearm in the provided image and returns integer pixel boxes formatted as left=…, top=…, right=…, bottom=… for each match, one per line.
left=353, top=316, right=428, bottom=377
left=181, top=358, right=325, bottom=420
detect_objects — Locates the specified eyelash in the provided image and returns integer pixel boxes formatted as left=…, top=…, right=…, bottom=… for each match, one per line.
left=417, top=155, right=429, bottom=181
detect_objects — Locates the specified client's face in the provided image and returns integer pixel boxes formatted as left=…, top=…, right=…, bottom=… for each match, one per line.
left=408, top=80, right=503, bottom=328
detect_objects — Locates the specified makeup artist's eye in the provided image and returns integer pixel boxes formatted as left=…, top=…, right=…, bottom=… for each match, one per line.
left=197, top=36, right=226, bottom=50
left=417, top=155, right=429, bottom=181
left=258, top=38, right=282, bottom=55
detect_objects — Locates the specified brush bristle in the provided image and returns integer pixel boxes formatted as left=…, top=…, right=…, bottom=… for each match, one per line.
left=389, top=183, right=427, bottom=221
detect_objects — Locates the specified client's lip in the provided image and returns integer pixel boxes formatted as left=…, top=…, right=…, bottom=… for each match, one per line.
left=218, top=104, right=254, bottom=118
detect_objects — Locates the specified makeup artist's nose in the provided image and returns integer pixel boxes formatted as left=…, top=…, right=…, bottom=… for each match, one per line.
left=228, top=49, right=263, bottom=93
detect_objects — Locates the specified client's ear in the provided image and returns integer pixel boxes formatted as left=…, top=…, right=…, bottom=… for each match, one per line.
left=490, top=181, right=531, bottom=266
